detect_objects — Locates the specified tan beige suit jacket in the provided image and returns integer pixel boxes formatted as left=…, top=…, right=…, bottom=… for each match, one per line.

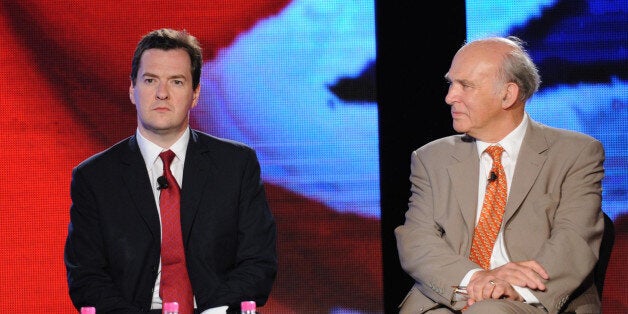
left=395, top=119, right=605, bottom=314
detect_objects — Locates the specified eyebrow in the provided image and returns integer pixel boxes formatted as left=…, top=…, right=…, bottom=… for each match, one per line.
left=141, top=72, right=188, bottom=80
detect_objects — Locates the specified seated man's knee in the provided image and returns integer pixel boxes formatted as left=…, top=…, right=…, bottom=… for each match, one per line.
left=464, top=299, right=542, bottom=314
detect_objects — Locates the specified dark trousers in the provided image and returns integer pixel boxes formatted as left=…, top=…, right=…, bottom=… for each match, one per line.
left=148, top=310, right=203, bottom=314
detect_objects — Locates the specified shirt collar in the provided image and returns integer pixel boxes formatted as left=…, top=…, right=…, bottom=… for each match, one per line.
left=476, top=113, right=529, bottom=160
left=137, top=128, right=190, bottom=168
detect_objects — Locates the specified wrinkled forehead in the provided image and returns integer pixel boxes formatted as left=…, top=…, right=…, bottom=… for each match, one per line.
left=448, top=44, right=503, bottom=81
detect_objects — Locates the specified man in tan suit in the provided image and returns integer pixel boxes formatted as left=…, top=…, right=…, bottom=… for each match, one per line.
left=395, top=36, right=605, bottom=313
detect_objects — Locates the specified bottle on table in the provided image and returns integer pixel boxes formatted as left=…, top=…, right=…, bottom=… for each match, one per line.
left=241, top=301, right=257, bottom=314
left=80, top=307, right=95, bottom=314
left=163, top=302, right=179, bottom=314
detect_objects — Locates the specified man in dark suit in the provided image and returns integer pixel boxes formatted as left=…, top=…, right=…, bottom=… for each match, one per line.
left=395, top=36, right=605, bottom=313
left=64, top=28, right=277, bottom=313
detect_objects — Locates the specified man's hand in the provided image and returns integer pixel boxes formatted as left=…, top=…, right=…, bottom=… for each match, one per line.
left=465, top=277, right=523, bottom=306
left=465, top=260, right=549, bottom=306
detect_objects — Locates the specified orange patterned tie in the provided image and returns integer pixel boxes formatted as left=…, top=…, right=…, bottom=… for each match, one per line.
left=469, top=145, right=507, bottom=270
left=159, top=150, right=194, bottom=314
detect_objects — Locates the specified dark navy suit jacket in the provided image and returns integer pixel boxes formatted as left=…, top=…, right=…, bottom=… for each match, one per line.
left=65, top=129, right=277, bottom=313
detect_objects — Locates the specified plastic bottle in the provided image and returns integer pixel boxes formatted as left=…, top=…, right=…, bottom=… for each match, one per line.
left=163, top=302, right=179, bottom=314
left=241, top=301, right=256, bottom=314
left=80, top=307, right=95, bottom=314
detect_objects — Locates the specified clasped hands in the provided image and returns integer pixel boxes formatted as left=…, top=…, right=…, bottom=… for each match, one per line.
left=457, top=260, right=549, bottom=307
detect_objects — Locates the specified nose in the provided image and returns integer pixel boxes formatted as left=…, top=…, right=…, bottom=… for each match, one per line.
left=156, top=83, right=169, bottom=100
left=444, top=85, right=455, bottom=106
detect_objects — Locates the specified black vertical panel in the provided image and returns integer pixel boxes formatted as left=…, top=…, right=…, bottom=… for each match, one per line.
left=376, top=1, right=466, bottom=312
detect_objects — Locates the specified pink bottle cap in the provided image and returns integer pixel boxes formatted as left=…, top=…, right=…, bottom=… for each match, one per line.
left=241, top=301, right=256, bottom=311
left=80, top=307, right=96, bottom=314
left=163, top=302, right=179, bottom=312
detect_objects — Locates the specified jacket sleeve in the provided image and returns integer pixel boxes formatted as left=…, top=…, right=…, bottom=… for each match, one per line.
left=65, top=165, right=152, bottom=312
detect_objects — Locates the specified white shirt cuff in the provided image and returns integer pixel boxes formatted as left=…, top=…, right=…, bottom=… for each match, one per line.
left=200, top=305, right=229, bottom=314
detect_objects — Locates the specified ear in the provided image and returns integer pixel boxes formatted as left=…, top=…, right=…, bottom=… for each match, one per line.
left=129, top=83, right=136, bottom=105
left=501, top=82, right=519, bottom=109
left=191, top=84, right=201, bottom=109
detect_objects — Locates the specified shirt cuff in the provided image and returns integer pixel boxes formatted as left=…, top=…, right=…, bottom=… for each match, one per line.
left=200, top=305, right=229, bottom=314
left=513, top=285, right=542, bottom=306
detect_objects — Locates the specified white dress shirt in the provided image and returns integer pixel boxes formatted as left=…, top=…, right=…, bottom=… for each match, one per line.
left=137, top=128, right=191, bottom=310
left=458, top=113, right=541, bottom=305
left=137, top=129, right=229, bottom=314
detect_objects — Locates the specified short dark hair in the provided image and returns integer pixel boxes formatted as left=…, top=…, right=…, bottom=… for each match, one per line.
left=130, top=28, right=203, bottom=90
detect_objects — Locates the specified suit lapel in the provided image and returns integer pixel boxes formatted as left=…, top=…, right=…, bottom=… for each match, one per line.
left=120, top=136, right=161, bottom=238
left=180, top=130, right=213, bottom=245
left=448, top=136, right=481, bottom=233
left=504, top=121, right=549, bottom=222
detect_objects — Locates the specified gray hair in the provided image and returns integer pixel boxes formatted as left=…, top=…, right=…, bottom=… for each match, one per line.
left=499, top=36, right=541, bottom=103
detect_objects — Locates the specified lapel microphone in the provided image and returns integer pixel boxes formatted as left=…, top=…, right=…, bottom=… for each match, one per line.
left=488, top=171, right=498, bottom=182
left=157, top=176, right=169, bottom=190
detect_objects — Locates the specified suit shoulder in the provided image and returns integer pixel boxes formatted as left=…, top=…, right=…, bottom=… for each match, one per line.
left=190, top=129, right=256, bottom=154
left=416, top=134, right=470, bottom=153
left=74, top=136, right=134, bottom=172
left=535, top=122, right=602, bottom=147
left=410, top=134, right=474, bottom=165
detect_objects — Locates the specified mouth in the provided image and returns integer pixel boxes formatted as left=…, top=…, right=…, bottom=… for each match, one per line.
left=152, top=103, right=171, bottom=111
left=451, top=110, right=463, bottom=117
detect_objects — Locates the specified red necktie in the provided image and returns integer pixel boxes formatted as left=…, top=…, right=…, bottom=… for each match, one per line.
left=469, top=145, right=507, bottom=270
left=159, top=150, right=194, bottom=314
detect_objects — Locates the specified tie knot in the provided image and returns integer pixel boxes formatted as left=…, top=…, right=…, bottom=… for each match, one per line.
left=159, top=150, right=176, bottom=167
left=485, top=145, right=504, bottom=161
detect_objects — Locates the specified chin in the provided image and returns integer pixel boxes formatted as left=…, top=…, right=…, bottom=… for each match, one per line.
left=452, top=123, right=468, bottom=134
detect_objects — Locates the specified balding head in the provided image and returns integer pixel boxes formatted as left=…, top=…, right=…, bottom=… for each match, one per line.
left=458, top=36, right=540, bottom=103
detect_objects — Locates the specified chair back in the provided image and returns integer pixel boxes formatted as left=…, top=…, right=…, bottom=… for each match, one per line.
left=594, top=212, right=615, bottom=297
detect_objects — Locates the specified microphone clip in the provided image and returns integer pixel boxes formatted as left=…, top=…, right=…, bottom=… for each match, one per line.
left=488, top=171, right=498, bottom=182
left=157, top=176, right=169, bottom=190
